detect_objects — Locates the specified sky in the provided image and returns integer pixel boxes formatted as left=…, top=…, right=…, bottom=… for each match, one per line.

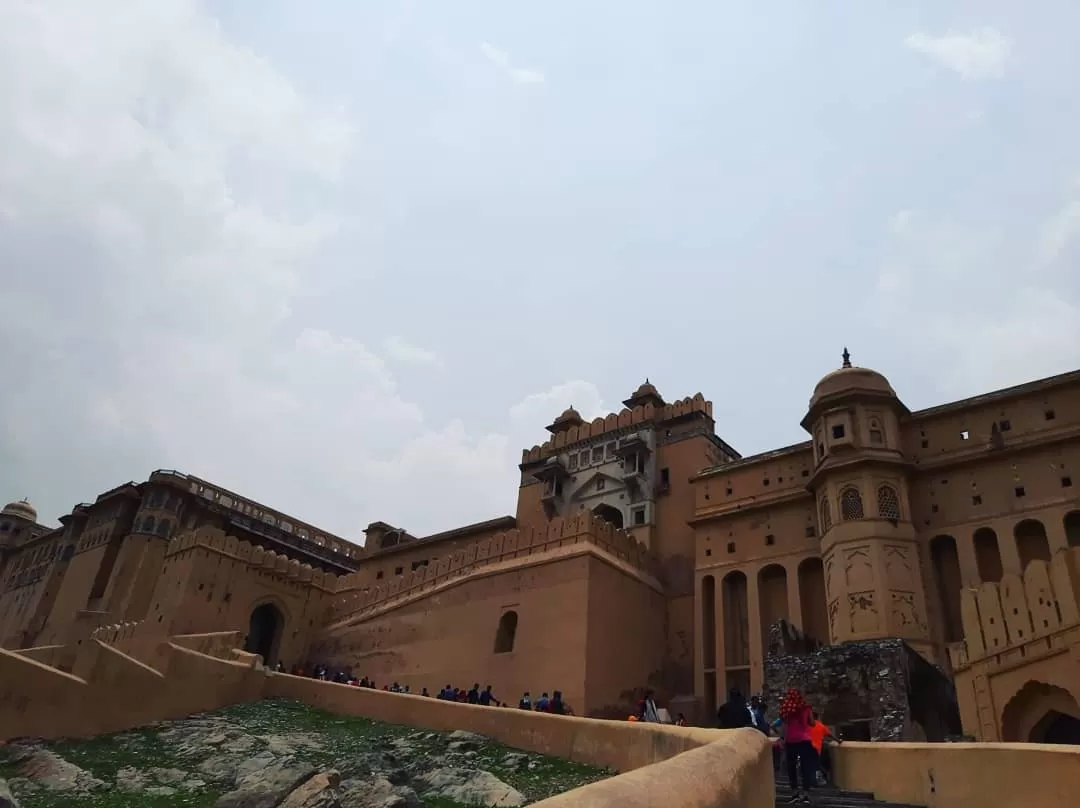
left=2, top=1, right=1079, bottom=542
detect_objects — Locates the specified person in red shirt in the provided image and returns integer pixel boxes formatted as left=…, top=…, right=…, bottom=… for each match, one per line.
left=779, top=689, right=815, bottom=804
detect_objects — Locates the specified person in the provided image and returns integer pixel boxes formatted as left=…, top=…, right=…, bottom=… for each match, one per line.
left=809, top=712, right=840, bottom=785
left=717, top=689, right=753, bottom=729
left=675, top=713, right=687, bottom=727
left=479, top=685, right=501, bottom=707
left=467, top=683, right=481, bottom=704
left=549, top=690, right=568, bottom=715
left=638, top=689, right=661, bottom=723
left=748, top=696, right=771, bottom=735
left=421, top=687, right=430, bottom=697
left=779, top=689, right=816, bottom=804
left=535, top=692, right=551, bottom=712
left=519, top=691, right=532, bottom=710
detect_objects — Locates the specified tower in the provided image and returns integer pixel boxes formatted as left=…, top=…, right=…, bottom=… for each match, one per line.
left=801, top=350, right=934, bottom=659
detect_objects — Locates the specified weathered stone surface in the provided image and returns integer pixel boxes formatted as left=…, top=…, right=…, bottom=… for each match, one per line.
left=215, top=759, right=317, bottom=808
left=5, top=745, right=104, bottom=792
left=0, top=778, right=19, bottom=808
left=338, top=776, right=421, bottom=808
left=762, top=619, right=960, bottom=741
left=280, top=769, right=341, bottom=808
left=414, top=768, right=525, bottom=807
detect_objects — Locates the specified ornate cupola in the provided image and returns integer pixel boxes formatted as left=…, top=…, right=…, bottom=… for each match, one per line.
left=800, top=350, right=932, bottom=660
left=622, top=379, right=666, bottom=409
left=546, top=406, right=585, bottom=434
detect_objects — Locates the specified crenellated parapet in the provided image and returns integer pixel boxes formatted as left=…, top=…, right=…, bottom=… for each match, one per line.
left=165, top=526, right=340, bottom=593
left=520, top=394, right=713, bottom=464
left=950, top=547, right=1080, bottom=670
left=328, top=511, right=659, bottom=623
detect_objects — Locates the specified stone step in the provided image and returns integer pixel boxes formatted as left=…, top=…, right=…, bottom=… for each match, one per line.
left=773, top=783, right=923, bottom=808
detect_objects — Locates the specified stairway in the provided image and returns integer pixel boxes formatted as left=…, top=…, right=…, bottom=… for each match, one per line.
left=774, top=781, right=924, bottom=807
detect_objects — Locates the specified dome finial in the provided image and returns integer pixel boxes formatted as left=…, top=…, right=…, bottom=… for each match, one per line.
left=841, top=347, right=851, bottom=369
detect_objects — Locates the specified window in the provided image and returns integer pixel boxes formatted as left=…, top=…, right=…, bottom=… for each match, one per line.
left=596, top=478, right=605, bottom=491
left=972, top=494, right=983, bottom=506
left=592, top=447, right=604, bottom=463
left=141, top=515, right=156, bottom=534
left=840, top=488, right=864, bottom=521
left=494, top=611, right=518, bottom=654
left=801, top=469, right=810, bottom=478
left=376, top=571, right=384, bottom=580
left=920, top=439, right=929, bottom=449
left=705, top=548, right=712, bottom=556
left=579, top=451, right=589, bottom=467
left=726, top=487, right=733, bottom=495
left=805, top=525, right=816, bottom=538
left=877, top=485, right=901, bottom=521
left=832, top=424, right=846, bottom=440
left=999, top=419, right=1012, bottom=432
left=1045, top=409, right=1056, bottom=421
left=726, top=542, right=736, bottom=554
left=765, top=534, right=775, bottom=546
left=567, top=454, right=578, bottom=470
left=931, top=504, right=939, bottom=513
left=394, top=566, right=404, bottom=575
left=633, top=508, right=646, bottom=526
left=606, top=443, right=616, bottom=459
left=820, top=497, right=832, bottom=532
left=1062, top=476, right=1073, bottom=488
left=1014, top=486, right=1026, bottom=498
left=869, top=427, right=883, bottom=445
left=660, top=468, right=670, bottom=485
left=763, top=478, right=770, bottom=487
left=411, top=560, right=428, bottom=571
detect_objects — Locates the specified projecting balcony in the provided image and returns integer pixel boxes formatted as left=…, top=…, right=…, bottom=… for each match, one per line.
left=613, top=432, right=649, bottom=457
left=531, top=457, right=570, bottom=485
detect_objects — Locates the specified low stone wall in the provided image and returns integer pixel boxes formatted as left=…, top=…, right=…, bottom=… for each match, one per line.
left=0, top=640, right=263, bottom=742
left=265, top=673, right=773, bottom=808
left=834, top=741, right=1080, bottom=808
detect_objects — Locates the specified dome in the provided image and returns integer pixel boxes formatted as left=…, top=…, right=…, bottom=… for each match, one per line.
left=2, top=498, right=38, bottom=522
left=546, top=406, right=585, bottom=433
left=632, top=380, right=659, bottom=399
left=622, top=378, right=666, bottom=409
left=809, top=349, right=896, bottom=409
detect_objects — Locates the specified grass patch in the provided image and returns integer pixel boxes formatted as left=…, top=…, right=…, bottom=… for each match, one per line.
left=1, top=699, right=611, bottom=807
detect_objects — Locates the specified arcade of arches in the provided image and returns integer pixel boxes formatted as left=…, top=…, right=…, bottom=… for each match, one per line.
left=930, top=511, right=1080, bottom=644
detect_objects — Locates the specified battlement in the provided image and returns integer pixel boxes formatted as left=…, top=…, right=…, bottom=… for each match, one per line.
left=521, top=394, right=713, bottom=464
left=165, top=526, right=341, bottom=593
left=329, top=511, right=660, bottom=623
left=950, top=547, right=1080, bottom=670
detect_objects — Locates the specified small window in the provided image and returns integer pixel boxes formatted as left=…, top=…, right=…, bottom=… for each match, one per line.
left=705, top=548, right=712, bottom=557
left=999, top=419, right=1012, bottom=432
left=633, top=508, right=646, bottom=526
left=394, top=566, right=404, bottom=575
left=831, top=424, right=846, bottom=439
left=1045, top=409, right=1056, bottom=421
left=920, top=439, right=929, bottom=449
left=567, top=454, right=578, bottom=470
left=606, top=443, right=616, bottom=459
left=801, top=469, right=810, bottom=478
left=869, top=428, right=883, bottom=445
left=596, top=478, right=605, bottom=491
left=1014, top=486, right=1026, bottom=498
left=592, top=447, right=604, bottom=463
left=1063, top=476, right=1073, bottom=488
left=726, top=542, right=736, bottom=554
left=765, top=534, right=775, bottom=546
left=494, top=610, right=518, bottom=654
left=660, top=468, right=670, bottom=485
left=376, top=570, right=384, bottom=580
left=805, top=525, right=816, bottom=538
left=817, top=443, right=826, bottom=458
left=877, top=485, right=902, bottom=521
left=931, top=504, right=939, bottom=513
left=726, top=487, right=733, bottom=495
left=763, top=478, right=770, bottom=487
left=972, top=494, right=982, bottom=506
left=960, top=430, right=970, bottom=440
left=579, top=451, right=589, bottom=466
left=840, top=488, right=864, bottom=520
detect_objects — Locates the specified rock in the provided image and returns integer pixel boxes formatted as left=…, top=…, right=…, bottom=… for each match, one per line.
left=415, top=768, right=525, bottom=807
left=499, top=753, right=529, bottom=770
left=0, top=778, right=19, bottom=808
left=7, top=746, right=104, bottom=792
left=116, top=767, right=147, bottom=792
left=280, top=770, right=341, bottom=808
left=447, top=730, right=487, bottom=744
left=215, top=759, right=317, bottom=808
left=339, top=776, right=421, bottom=808
left=199, top=749, right=278, bottom=784
left=146, top=786, right=179, bottom=797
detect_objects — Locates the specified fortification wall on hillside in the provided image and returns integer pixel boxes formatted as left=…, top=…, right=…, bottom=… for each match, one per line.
left=328, top=511, right=660, bottom=624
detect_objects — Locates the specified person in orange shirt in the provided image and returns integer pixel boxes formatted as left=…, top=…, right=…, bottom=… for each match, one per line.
left=808, top=712, right=841, bottom=785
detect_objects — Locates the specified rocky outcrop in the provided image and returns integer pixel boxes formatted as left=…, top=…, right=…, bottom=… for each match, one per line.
left=0, top=699, right=609, bottom=807
left=0, top=778, right=20, bottom=808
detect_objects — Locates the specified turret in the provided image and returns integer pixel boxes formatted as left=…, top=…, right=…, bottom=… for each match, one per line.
left=801, top=350, right=934, bottom=659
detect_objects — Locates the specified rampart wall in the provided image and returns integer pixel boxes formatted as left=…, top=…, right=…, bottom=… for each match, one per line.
left=520, top=394, right=713, bottom=463
left=329, top=512, right=659, bottom=623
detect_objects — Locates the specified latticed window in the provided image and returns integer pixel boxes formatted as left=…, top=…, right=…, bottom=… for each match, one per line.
left=877, top=485, right=901, bottom=520
left=819, top=496, right=832, bottom=532
left=840, top=487, right=864, bottom=521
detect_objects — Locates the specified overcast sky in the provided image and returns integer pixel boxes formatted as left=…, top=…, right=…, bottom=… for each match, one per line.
left=2, top=1, right=1079, bottom=542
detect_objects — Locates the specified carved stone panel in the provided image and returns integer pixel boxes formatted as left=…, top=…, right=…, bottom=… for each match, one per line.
left=884, top=544, right=916, bottom=592
left=844, top=547, right=874, bottom=591
left=849, top=590, right=878, bottom=635
left=889, top=591, right=927, bottom=634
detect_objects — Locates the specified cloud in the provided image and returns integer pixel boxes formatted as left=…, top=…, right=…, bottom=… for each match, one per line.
left=508, top=381, right=606, bottom=427
left=904, top=28, right=1012, bottom=80
left=480, top=42, right=546, bottom=85
left=0, top=0, right=568, bottom=540
left=383, top=336, right=441, bottom=366
left=1037, top=180, right=1080, bottom=266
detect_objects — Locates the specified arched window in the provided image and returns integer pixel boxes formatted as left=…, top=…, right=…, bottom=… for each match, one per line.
left=141, top=515, right=156, bottom=533
left=877, top=485, right=901, bottom=520
left=869, top=419, right=884, bottom=446
left=156, top=519, right=172, bottom=538
left=840, top=487, right=864, bottom=521
left=819, top=496, right=832, bottom=532
left=494, top=610, right=518, bottom=654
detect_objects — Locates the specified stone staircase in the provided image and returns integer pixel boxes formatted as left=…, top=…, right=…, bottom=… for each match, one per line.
left=774, top=781, right=924, bottom=807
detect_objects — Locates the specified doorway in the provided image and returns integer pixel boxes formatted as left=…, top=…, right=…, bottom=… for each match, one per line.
left=244, top=603, right=284, bottom=666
